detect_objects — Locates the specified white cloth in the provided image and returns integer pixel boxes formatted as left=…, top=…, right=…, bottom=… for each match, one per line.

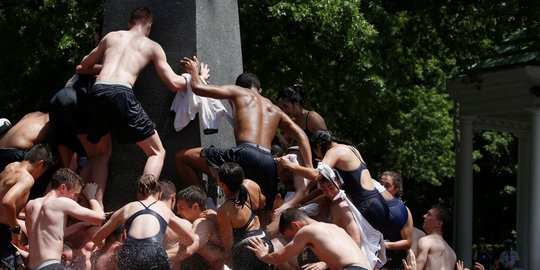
left=170, top=73, right=232, bottom=133
left=317, top=163, right=387, bottom=269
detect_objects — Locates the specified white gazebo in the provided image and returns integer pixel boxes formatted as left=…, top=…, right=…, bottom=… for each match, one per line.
left=447, top=30, right=540, bottom=269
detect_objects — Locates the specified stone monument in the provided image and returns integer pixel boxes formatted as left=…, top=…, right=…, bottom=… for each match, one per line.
left=101, top=0, right=241, bottom=210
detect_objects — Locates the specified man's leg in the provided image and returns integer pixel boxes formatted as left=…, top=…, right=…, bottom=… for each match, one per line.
left=136, top=130, right=166, bottom=179
left=78, top=133, right=111, bottom=207
left=174, top=147, right=211, bottom=189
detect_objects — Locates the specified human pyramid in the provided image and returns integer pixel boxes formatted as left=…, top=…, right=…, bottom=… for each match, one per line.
left=0, top=6, right=461, bottom=270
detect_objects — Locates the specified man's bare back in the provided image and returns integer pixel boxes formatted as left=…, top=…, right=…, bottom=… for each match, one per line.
left=0, top=162, right=35, bottom=226
left=0, top=112, right=50, bottom=149
left=416, top=234, right=457, bottom=270
left=90, top=30, right=155, bottom=87
left=248, top=209, right=370, bottom=270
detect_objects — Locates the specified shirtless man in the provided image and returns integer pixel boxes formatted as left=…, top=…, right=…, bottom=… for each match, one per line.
left=176, top=58, right=312, bottom=210
left=25, top=168, right=105, bottom=270
left=248, top=208, right=371, bottom=270
left=0, top=144, right=54, bottom=270
left=0, top=112, right=51, bottom=170
left=176, top=185, right=225, bottom=270
left=415, top=205, right=457, bottom=270
left=78, top=7, right=188, bottom=180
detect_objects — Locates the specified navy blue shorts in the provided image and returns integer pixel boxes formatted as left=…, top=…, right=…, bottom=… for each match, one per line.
left=86, top=83, right=155, bottom=144
left=0, top=224, right=24, bottom=270
left=202, top=143, right=277, bottom=210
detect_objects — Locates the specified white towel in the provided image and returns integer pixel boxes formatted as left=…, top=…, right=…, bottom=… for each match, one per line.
left=170, top=73, right=232, bottom=133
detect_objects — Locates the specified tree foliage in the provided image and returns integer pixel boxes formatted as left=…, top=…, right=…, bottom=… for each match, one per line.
left=0, top=0, right=103, bottom=120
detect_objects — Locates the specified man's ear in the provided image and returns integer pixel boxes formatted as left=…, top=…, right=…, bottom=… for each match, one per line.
left=59, top=183, right=68, bottom=193
left=192, top=202, right=200, bottom=211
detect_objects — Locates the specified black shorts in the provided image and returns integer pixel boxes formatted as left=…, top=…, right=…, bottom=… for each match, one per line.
left=202, top=143, right=277, bottom=210
left=180, top=253, right=210, bottom=270
left=118, top=242, right=171, bottom=270
left=0, top=148, right=26, bottom=171
left=49, top=82, right=89, bottom=154
left=0, top=224, right=24, bottom=270
left=86, top=83, right=156, bottom=144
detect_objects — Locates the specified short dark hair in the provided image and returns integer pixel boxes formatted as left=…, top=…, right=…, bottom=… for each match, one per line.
left=176, top=186, right=207, bottom=210
left=432, top=205, right=452, bottom=233
left=24, top=143, right=54, bottom=167
left=278, top=208, right=308, bottom=234
left=159, top=180, right=176, bottom=201
left=50, top=168, right=83, bottom=190
left=235, top=73, right=261, bottom=90
left=129, top=7, right=152, bottom=25
left=136, top=174, right=160, bottom=199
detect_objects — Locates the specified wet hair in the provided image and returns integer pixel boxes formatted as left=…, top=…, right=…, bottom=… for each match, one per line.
left=176, top=185, right=207, bottom=211
left=310, top=130, right=353, bottom=155
left=136, top=174, right=160, bottom=199
left=129, top=7, right=152, bottom=25
left=279, top=208, right=308, bottom=234
left=278, top=84, right=308, bottom=106
left=235, top=73, right=261, bottom=90
left=50, top=168, right=83, bottom=190
left=432, top=205, right=452, bottom=233
left=218, top=162, right=248, bottom=207
left=380, top=171, right=403, bottom=197
left=24, top=143, right=54, bottom=167
left=159, top=180, right=176, bottom=201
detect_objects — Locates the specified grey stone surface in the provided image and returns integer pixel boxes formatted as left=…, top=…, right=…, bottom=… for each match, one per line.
left=101, top=0, right=241, bottom=210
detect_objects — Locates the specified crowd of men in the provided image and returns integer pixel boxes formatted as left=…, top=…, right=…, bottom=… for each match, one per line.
left=1, top=5, right=492, bottom=270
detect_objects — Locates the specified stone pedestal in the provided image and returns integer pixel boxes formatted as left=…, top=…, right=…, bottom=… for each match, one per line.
left=101, top=0, right=241, bottom=210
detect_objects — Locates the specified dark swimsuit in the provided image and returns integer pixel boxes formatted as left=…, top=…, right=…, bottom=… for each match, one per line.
left=118, top=201, right=171, bottom=270
left=230, top=194, right=274, bottom=270
left=334, top=148, right=389, bottom=232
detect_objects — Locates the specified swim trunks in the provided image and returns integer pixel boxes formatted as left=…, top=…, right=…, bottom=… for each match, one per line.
left=49, top=75, right=94, bottom=154
left=202, top=142, right=277, bottom=210
left=0, top=224, right=24, bottom=270
left=86, top=83, right=156, bottom=144
left=342, top=265, right=368, bottom=270
left=33, top=259, right=74, bottom=270
left=180, top=253, right=211, bottom=270
left=0, top=148, right=26, bottom=171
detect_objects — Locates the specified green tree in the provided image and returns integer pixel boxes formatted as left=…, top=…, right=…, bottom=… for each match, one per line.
left=0, top=0, right=104, bottom=120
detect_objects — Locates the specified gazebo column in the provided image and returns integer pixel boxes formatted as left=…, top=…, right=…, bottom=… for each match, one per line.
left=529, top=109, right=540, bottom=270
left=516, top=132, right=530, bottom=269
left=455, top=115, right=474, bottom=266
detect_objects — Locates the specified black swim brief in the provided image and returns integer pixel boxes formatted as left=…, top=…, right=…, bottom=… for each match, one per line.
left=202, top=143, right=277, bottom=210
left=86, top=83, right=156, bottom=144
left=0, top=148, right=26, bottom=171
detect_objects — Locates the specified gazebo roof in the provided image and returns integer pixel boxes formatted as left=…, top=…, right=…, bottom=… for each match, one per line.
left=447, top=26, right=540, bottom=134
left=468, top=26, right=540, bottom=72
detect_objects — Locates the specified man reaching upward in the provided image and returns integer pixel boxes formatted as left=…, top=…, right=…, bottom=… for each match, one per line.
left=78, top=7, right=188, bottom=180
left=176, top=57, right=312, bottom=210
